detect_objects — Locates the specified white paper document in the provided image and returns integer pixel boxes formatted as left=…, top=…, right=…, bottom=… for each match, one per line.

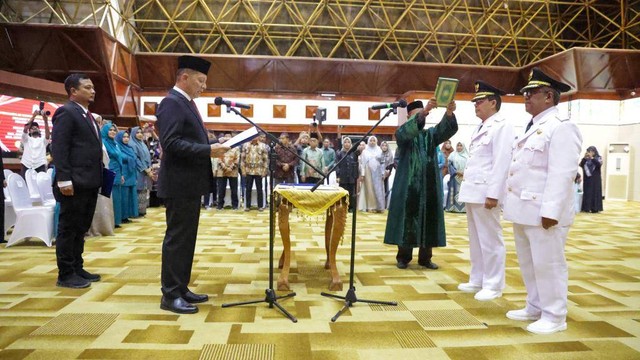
left=224, top=127, right=259, bottom=148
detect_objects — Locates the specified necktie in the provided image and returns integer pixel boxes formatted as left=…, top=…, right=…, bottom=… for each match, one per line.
left=190, top=100, right=204, bottom=122
left=86, top=111, right=99, bottom=137
left=525, top=119, right=534, bottom=132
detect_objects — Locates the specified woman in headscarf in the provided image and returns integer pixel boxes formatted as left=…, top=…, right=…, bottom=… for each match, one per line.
left=130, top=127, right=154, bottom=216
left=580, top=145, right=603, bottom=213
left=380, top=141, right=395, bottom=207
left=445, top=141, right=469, bottom=213
left=101, top=123, right=124, bottom=227
left=116, top=130, right=139, bottom=222
left=87, top=116, right=115, bottom=236
left=335, top=137, right=359, bottom=212
left=358, top=136, right=386, bottom=212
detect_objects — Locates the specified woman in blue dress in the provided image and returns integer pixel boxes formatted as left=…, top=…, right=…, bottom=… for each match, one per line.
left=116, top=130, right=139, bottom=221
left=101, top=123, right=124, bottom=227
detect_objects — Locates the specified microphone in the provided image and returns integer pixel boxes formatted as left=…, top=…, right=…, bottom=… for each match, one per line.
left=214, top=97, right=251, bottom=110
left=370, top=99, right=408, bottom=110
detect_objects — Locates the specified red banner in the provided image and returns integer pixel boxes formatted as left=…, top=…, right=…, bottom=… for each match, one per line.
left=0, top=95, right=61, bottom=152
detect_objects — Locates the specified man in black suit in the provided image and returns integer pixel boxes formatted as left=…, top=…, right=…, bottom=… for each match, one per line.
left=51, top=73, right=103, bottom=288
left=156, top=56, right=229, bottom=314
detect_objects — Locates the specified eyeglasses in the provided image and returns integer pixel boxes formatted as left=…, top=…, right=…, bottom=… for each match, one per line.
left=523, top=88, right=550, bottom=98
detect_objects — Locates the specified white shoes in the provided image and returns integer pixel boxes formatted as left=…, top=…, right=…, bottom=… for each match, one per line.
left=474, top=289, right=502, bottom=301
left=506, top=308, right=541, bottom=321
left=526, top=319, right=567, bottom=334
left=458, top=283, right=482, bottom=293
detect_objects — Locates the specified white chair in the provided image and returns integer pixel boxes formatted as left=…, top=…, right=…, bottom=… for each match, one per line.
left=24, top=169, right=42, bottom=203
left=5, top=173, right=54, bottom=247
left=36, top=172, right=56, bottom=207
left=4, top=186, right=16, bottom=237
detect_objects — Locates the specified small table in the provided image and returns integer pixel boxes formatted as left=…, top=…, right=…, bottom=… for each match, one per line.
left=273, top=185, right=349, bottom=291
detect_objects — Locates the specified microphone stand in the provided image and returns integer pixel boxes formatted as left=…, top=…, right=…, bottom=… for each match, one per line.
left=220, top=106, right=325, bottom=323
left=318, top=107, right=398, bottom=322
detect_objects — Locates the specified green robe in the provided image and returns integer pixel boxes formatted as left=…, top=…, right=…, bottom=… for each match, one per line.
left=383, top=112, right=458, bottom=248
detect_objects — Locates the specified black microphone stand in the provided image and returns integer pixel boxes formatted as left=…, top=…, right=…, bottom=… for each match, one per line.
left=220, top=106, right=325, bottom=323
left=317, top=107, right=399, bottom=322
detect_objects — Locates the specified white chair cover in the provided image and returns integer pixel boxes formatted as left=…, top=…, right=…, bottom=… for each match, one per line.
left=24, top=168, right=42, bottom=203
left=36, top=172, right=56, bottom=207
left=5, top=173, right=54, bottom=247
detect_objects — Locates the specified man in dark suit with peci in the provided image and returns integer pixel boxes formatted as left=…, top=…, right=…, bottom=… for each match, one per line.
left=51, top=73, right=103, bottom=289
left=156, top=55, right=229, bottom=314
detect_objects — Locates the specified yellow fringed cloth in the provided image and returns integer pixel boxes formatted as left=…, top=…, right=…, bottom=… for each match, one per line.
left=274, top=184, right=349, bottom=291
left=273, top=185, right=349, bottom=216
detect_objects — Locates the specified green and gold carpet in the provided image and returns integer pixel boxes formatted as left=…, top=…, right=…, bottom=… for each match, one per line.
left=1, top=200, right=639, bottom=360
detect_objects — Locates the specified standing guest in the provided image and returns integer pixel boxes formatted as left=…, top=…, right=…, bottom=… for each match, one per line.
left=101, top=123, right=125, bottom=227
left=380, top=141, right=395, bottom=205
left=156, top=55, right=229, bottom=314
left=51, top=73, right=103, bottom=288
left=241, top=137, right=268, bottom=211
left=359, top=136, right=386, bottom=213
left=116, top=130, right=139, bottom=221
left=130, top=127, right=154, bottom=216
left=216, top=136, right=241, bottom=210
left=322, top=138, right=336, bottom=184
left=21, top=109, right=51, bottom=177
left=457, top=81, right=515, bottom=301
left=580, top=146, right=603, bottom=213
left=87, top=116, right=115, bottom=237
left=385, top=99, right=458, bottom=270
left=385, top=100, right=458, bottom=269
left=503, top=67, right=582, bottom=334
left=300, top=135, right=325, bottom=184
left=335, top=137, right=359, bottom=212
left=440, top=140, right=454, bottom=177
left=355, top=141, right=367, bottom=209
left=294, top=131, right=310, bottom=182
left=445, top=142, right=469, bottom=213
left=204, top=131, right=219, bottom=209
left=274, top=133, right=298, bottom=185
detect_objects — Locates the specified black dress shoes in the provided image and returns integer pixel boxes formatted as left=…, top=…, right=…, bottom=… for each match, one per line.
left=396, top=261, right=408, bottom=269
left=77, top=269, right=101, bottom=282
left=183, top=291, right=208, bottom=304
left=160, top=296, right=198, bottom=314
left=57, top=274, right=90, bottom=289
left=419, top=261, right=439, bottom=270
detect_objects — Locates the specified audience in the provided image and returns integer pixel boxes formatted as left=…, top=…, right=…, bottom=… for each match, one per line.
left=101, top=123, right=125, bottom=227
left=116, top=130, right=139, bottom=221
left=130, top=127, right=154, bottom=216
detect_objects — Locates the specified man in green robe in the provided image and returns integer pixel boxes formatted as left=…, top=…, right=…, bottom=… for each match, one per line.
left=384, top=99, right=458, bottom=269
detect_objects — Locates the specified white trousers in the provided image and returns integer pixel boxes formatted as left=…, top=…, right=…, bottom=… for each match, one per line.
left=513, top=223, right=569, bottom=323
left=466, top=203, right=505, bottom=291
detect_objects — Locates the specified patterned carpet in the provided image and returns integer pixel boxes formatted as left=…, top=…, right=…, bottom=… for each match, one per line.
left=1, top=200, right=639, bottom=360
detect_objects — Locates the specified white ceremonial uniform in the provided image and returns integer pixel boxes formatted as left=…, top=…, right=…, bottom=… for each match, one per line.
left=503, top=106, right=582, bottom=324
left=459, top=112, right=515, bottom=291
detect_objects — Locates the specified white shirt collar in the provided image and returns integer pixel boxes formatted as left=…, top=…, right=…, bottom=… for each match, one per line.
left=172, top=86, right=192, bottom=101
left=532, top=106, right=557, bottom=124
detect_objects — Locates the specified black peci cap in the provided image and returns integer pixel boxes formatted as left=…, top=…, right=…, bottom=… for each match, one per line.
left=177, top=55, right=211, bottom=75
left=472, top=81, right=506, bottom=102
left=406, top=100, right=424, bottom=113
left=520, top=67, right=571, bottom=93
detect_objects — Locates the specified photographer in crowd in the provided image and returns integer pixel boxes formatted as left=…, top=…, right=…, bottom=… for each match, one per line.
left=21, top=103, right=51, bottom=177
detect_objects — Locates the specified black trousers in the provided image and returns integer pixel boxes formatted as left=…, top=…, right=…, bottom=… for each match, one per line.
left=54, top=187, right=98, bottom=280
left=396, top=246, right=433, bottom=265
left=339, top=182, right=356, bottom=211
left=161, top=196, right=201, bottom=299
left=217, top=177, right=238, bottom=209
left=245, top=175, right=264, bottom=208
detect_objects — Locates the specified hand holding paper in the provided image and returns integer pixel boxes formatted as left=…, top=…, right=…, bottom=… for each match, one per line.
left=224, top=127, right=259, bottom=148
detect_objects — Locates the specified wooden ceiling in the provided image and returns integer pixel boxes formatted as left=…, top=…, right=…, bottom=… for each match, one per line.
left=0, top=23, right=639, bottom=120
